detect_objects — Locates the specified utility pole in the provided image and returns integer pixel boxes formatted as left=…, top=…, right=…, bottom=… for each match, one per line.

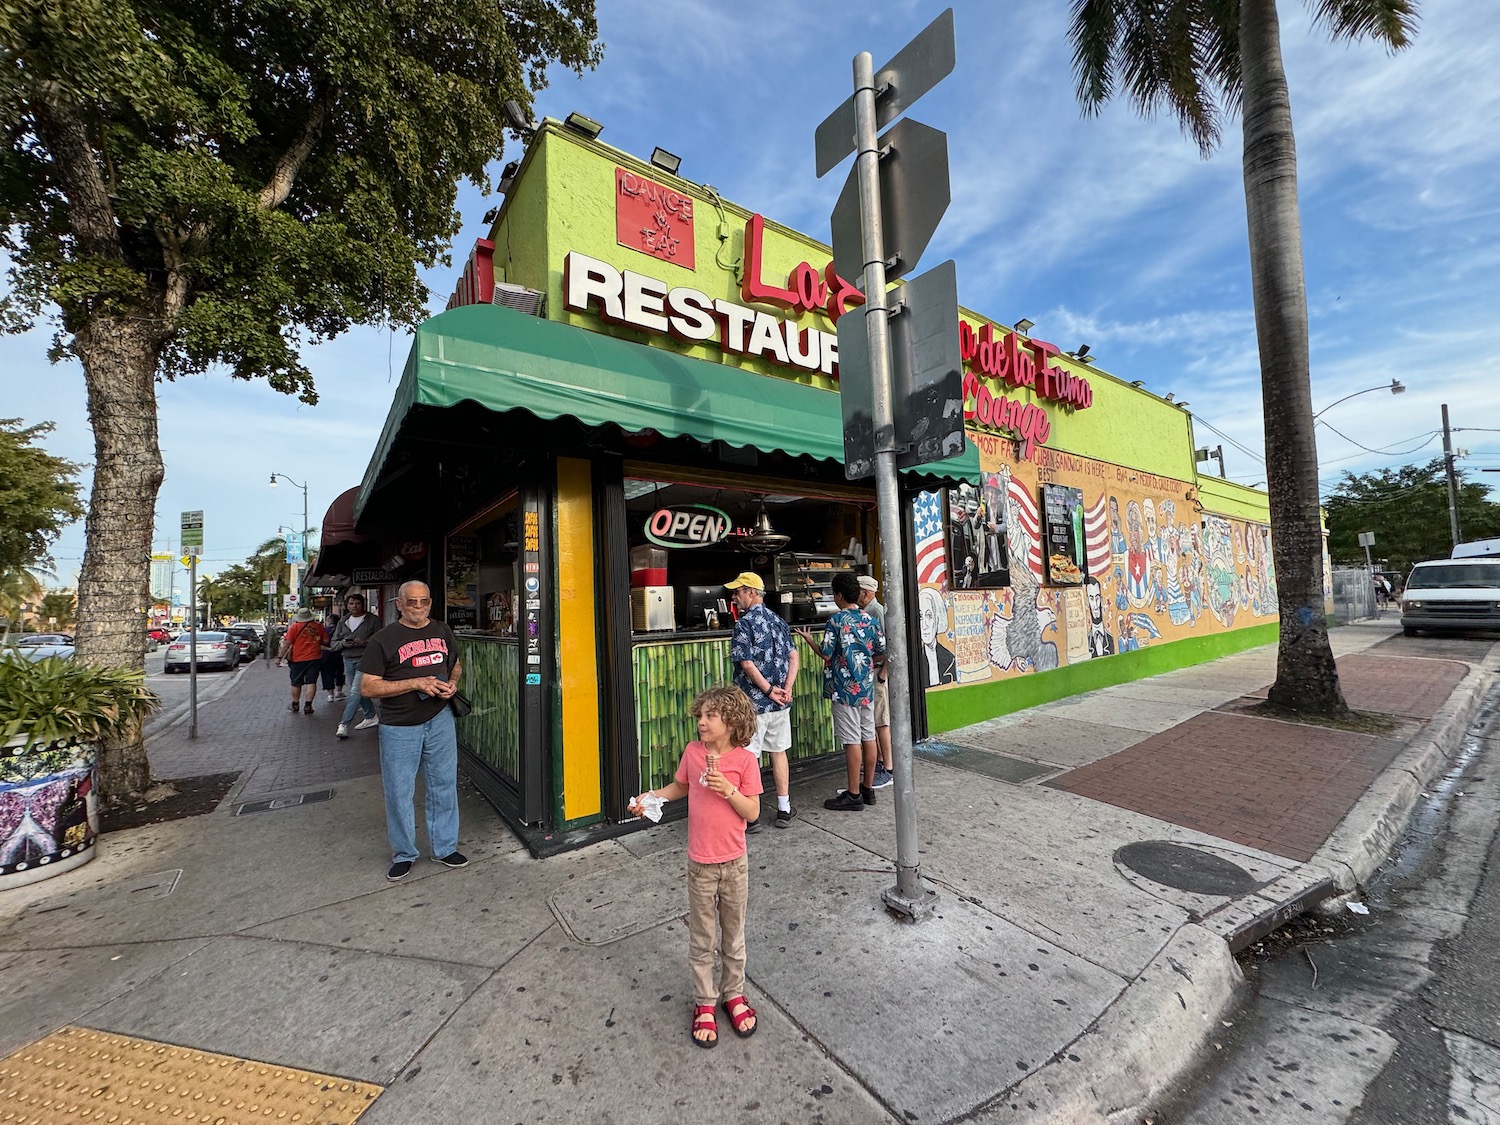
left=1441, top=403, right=1462, bottom=549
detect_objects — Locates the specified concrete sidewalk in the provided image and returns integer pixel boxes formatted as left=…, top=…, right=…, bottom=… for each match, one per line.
left=0, top=622, right=1494, bottom=1124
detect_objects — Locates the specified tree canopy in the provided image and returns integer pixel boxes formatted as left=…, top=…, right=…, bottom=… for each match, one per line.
left=0, top=418, right=84, bottom=579
left=1325, top=458, right=1500, bottom=573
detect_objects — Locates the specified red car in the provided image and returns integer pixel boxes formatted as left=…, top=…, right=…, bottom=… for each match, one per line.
left=148, top=628, right=172, bottom=643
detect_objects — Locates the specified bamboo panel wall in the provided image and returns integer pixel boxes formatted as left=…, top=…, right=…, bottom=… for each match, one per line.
left=632, top=634, right=838, bottom=791
left=455, top=636, right=520, bottom=783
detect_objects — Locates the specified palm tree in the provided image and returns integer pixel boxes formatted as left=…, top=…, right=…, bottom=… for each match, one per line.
left=1067, top=0, right=1417, bottom=714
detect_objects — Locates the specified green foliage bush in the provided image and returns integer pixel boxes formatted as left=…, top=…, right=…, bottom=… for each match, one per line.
left=0, top=656, right=157, bottom=746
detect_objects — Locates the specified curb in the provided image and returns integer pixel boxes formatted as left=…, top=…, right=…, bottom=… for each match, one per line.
left=978, top=651, right=1496, bottom=1125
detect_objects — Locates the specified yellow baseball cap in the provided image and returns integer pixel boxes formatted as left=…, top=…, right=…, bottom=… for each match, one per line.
left=724, top=571, right=765, bottom=591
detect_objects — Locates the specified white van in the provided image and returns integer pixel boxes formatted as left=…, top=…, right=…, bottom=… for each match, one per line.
left=1401, top=558, right=1500, bottom=635
left=1452, top=538, right=1500, bottom=560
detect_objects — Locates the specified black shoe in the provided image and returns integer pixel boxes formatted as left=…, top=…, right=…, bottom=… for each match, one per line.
left=744, top=819, right=762, bottom=834
left=823, top=789, right=864, bottom=812
left=861, top=785, right=876, bottom=805
left=436, top=851, right=469, bottom=868
left=386, top=860, right=413, bottom=881
left=775, top=806, right=797, bottom=828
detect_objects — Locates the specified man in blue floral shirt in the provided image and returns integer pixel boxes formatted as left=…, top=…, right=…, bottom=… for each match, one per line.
left=727, top=571, right=800, bottom=829
left=798, top=571, right=885, bottom=812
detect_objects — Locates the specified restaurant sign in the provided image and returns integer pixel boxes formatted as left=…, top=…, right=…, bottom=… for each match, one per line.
left=644, top=505, right=732, bottom=549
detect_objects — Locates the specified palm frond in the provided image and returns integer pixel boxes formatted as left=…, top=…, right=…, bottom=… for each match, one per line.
left=1310, top=0, right=1419, bottom=49
left=1070, top=0, right=1121, bottom=113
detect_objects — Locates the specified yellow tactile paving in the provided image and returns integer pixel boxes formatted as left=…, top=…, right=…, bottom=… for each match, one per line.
left=0, top=1026, right=382, bottom=1124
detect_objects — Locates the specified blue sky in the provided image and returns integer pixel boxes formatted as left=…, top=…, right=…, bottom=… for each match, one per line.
left=7, top=0, right=1498, bottom=585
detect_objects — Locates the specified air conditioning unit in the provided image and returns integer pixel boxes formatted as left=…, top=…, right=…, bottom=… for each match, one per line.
left=493, top=283, right=544, bottom=316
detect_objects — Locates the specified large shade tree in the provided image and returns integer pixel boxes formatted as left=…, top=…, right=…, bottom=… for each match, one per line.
left=1326, top=458, right=1500, bottom=573
left=1, top=0, right=601, bottom=798
left=1067, top=0, right=1418, bottom=715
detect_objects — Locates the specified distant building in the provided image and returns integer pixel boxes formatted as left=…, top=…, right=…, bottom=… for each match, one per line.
left=149, top=556, right=176, bottom=601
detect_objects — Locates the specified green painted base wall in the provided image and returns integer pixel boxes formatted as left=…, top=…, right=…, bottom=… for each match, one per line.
left=925, top=622, right=1280, bottom=733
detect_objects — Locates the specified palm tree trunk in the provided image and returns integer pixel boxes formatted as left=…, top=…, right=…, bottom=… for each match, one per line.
left=1240, top=0, right=1347, bottom=715
left=72, top=311, right=168, bottom=800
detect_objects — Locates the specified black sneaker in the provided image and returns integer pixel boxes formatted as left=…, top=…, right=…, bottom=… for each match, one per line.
left=871, top=766, right=894, bottom=790
left=860, top=785, right=876, bottom=806
left=775, top=806, right=797, bottom=828
left=744, top=819, right=762, bottom=834
left=386, top=860, right=413, bottom=881
left=436, top=851, right=469, bottom=868
left=823, top=789, right=864, bottom=812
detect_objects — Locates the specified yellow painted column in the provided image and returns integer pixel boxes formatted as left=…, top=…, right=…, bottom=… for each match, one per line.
left=555, top=457, right=602, bottom=820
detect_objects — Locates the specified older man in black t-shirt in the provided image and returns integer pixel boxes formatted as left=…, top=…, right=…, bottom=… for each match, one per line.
left=359, top=580, right=466, bottom=881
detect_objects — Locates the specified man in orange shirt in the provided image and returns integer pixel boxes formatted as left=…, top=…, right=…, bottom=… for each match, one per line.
left=276, top=608, right=328, bottom=714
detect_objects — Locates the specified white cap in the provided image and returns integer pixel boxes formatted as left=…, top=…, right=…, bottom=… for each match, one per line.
left=856, top=575, right=879, bottom=592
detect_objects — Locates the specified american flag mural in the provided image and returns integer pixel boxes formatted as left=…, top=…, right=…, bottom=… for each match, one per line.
left=1006, top=474, right=1045, bottom=581
left=1084, top=493, right=1111, bottom=578
left=913, top=491, right=948, bottom=587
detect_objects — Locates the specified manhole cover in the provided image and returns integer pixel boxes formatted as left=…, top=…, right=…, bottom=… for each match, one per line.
left=1115, top=841, right=1261, bottom=896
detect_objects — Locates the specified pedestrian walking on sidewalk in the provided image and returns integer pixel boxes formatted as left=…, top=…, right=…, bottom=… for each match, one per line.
left=726, top=570, right=799, bottom=830
left=855, top=574, right=893, bottom=790
left=798, top=571, right=885, bottom=812
left=358, top=580, right=466, bottom=882
left=276, top=609, right=328, bottom=715
left=319, top=611, right=346, bottom=702
left=331, top=593, right=381, bottom=739
left=629, top=685, right=763, bottom=1048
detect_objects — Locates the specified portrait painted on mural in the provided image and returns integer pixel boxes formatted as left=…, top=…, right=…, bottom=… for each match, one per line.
left=918, top=585, right=956, bottom=686
left=1083, top=576, right=1115, bottom=658
left=977, top=471, right=1011, bottom=587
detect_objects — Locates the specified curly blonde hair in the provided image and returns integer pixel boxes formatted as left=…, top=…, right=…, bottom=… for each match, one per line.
left=690, top=685, right=758, bottom=748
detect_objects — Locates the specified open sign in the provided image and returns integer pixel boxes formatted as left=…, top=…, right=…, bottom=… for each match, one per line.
left=645, top=505, right=733, bottom=549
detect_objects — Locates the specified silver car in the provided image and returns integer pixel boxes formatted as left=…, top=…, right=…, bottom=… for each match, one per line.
left=163, top=631, right=238, bottom=672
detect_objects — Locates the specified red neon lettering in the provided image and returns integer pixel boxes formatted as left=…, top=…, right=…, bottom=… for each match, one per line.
left=740, top=213, right=798, bottom=311
left=823, top=263, right=865, bottom=323
left=959, top=320, right=977, bottom=362
left=792, top=261, right=826, bottom=312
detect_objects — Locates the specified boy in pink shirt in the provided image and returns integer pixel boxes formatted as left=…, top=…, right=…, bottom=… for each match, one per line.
left=630, top=685, right=763, bottom=1048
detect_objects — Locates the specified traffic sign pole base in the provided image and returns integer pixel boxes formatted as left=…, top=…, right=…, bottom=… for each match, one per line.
left=882, top=878, right=939, bottom=923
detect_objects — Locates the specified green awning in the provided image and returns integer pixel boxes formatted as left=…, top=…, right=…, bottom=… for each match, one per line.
left=356, top=304, right=979, bottom=519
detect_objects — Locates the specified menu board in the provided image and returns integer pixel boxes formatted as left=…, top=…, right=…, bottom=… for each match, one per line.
left=951, top=591, right=990, bottom=683
left=445, top=535, right=479, bottom=628
left=1041, top=484, right=1086, bottom=586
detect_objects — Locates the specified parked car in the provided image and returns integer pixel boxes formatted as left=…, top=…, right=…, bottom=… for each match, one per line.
left=4, top=642, right=74, bottom=662
left=1400, top=558, right=1500, bottom=636
left=163, top=631, right=238, bottom=672
left=223, top=625, right=262, bottom=662
left=15, top=633, right=74, bottom=646
left=148, top=627, right=173, bottom=644
left=230, top=621, right=268, bottom=638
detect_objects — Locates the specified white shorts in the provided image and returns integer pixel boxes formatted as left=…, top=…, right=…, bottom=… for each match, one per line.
left=746, top=708, right=792, bottom=758
left=873, top=677, right=889, bottom=728
left=832, top=701, right=876, bottom=745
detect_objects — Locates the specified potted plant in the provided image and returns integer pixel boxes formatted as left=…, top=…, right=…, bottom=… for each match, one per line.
left=0, top=655, right=157, bottom=887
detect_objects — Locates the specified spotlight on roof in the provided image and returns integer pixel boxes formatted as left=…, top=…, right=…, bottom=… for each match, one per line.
left=564, top=112, right=604, bottom=139
left=503, top=100, right=534, bottom=135
left=1130, top=380, right=1146, bottom=388
left=1074, top=344, right=1090, bottom=359
left=1014, top=318, right=1034, bottom=334
left=649, top=147, right=682, bottom=176
left=497, top=159, right=520, bottom=195
left=1163, top=393, right=1176, bottom=403
left=1067, top=344, right=1094, bottom=364
left=481, top=206, right=499, bottom=225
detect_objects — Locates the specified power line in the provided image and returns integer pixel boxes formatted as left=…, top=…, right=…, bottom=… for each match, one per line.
left=1192, top=415, right=1266, bottom=465
left=1316, top=423, right=1441, bottom=459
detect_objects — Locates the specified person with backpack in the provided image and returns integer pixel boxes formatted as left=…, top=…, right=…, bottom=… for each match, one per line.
left=276, top=608, right=329, bottom=714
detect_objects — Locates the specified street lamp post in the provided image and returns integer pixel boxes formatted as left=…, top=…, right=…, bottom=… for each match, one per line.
left=269, top=473, right=309, bottom=606
left=1312, top=378, right=1405, bottom=421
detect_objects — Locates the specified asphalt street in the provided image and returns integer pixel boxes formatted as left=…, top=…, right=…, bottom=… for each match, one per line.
left=143, top=646, right=255, bottom=736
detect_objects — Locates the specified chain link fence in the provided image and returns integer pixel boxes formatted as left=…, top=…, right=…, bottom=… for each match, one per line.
left=1330, top=566, right=1378, bottom=624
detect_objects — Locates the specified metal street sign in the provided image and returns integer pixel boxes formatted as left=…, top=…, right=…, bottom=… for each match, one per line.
left=180, top=510, right=203, bottom=557
left=814, top=8, right=956, bottom=178
left=179, top=556, right=193, bottom=568
left=839, top=260, right=964, bottom=478
left=262, top=580, right=278, bottom=595
left=1358, top=531, right=1376, bottom=547
left=830, top=118, right=951, bottom=285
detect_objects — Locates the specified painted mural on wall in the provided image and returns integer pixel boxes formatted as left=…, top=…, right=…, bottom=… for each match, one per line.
left=917, top=433, right=1277, bottom=691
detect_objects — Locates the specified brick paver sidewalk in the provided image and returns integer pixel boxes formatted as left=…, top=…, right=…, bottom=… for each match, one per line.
left=146, top=658, right=381, bottom=796
left=1046, top=651, right=1471, bottom=862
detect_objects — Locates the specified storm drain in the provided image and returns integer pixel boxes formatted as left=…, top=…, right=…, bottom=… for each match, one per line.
left=915, top=739, right=1059, bottom=784
left=1114, top=840, right=1262, bottom=896
left=233, top=789, right=336, bottom=816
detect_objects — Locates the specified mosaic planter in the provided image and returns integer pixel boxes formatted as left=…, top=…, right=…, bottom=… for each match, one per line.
left=1, top=734, right=99, bottom=888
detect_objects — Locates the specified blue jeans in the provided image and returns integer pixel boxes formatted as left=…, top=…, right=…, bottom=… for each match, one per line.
left=340, top=656, right=375, bottom=723
left=378, top=708, right=459, bottom=863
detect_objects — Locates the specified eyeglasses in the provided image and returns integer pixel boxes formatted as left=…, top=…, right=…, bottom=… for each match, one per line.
left=403, top=597, right=432, bottom=606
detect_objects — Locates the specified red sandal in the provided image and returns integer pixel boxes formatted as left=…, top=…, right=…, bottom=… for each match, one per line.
left=691, top=1004, right=718, bottom=1048
left=721, top=995, right=756, bottom=1038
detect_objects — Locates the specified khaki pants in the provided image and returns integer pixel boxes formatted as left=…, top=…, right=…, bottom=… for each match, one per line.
left=686, top=854, right=749, bottom=1006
